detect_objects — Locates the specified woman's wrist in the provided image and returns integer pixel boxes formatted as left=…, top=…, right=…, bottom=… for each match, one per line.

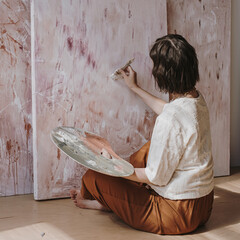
left=124, top=168, right=151, bottom=184
left=130, top=84, right=140, bottom=92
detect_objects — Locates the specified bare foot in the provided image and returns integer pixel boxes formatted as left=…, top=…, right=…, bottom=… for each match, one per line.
left=76, top=199, right=111, bottom=212
left=73, top=190, right=84, bottom=206
left=70, top=189, right=111, bottom=212
left=70, top=189, right=78, bottom=200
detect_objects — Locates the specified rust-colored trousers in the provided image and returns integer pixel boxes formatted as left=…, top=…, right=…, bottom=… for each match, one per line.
left=81, top=141, right=214, bottom=235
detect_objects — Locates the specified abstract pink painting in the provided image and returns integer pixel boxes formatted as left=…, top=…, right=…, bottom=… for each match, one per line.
left=167, top=0, right=231, bottom=176
left=0, top=0, right=32, bottom=196
left=0, top=0, right=230, bottom=199
left=32, top=0, right=167, bottom=199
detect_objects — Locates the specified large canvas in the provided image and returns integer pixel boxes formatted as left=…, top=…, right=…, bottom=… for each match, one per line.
left=167, top=0, right=231, bottom=176
left=0, top=0, right=32, bottom=196
left=32, top=0, right=167, bottom=199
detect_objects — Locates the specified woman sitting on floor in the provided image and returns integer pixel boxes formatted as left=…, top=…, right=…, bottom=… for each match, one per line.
left=70, top=34, right=214, bottom=235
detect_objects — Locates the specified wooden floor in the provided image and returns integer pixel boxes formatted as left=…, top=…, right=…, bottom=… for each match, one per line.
left=0, top=168, right=240, bottom=240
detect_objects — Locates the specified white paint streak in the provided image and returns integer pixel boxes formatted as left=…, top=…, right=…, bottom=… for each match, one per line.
left=0, top=0, right=32, bottom=196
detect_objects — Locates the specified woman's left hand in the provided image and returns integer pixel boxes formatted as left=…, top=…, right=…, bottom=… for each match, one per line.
left=100, top=148, right=112, bottom=159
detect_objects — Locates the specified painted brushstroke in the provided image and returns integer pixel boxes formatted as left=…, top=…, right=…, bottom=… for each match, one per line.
left=0, top=0, right=32, bottom=196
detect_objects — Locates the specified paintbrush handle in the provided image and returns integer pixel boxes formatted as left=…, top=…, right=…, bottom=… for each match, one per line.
left=111, top=58, right=135, bottom=80
left=120, top=58, right=135, bottom=71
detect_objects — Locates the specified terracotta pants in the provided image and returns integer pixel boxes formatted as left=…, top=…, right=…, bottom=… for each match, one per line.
left=81, top=141, right=214, bottom=235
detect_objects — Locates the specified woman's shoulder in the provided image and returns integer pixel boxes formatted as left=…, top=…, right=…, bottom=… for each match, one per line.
left=163, top=92, right=208, bottom=116
left=155, top=105, right=184, bottom=133
left=157, top=92, right=208, bottom=132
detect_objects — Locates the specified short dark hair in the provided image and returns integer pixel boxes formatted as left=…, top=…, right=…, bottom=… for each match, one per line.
left=149, top=34, right=199, bottom=94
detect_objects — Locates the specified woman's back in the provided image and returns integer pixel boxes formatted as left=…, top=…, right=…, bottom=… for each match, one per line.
left=145, top=91, right=214, bottom=200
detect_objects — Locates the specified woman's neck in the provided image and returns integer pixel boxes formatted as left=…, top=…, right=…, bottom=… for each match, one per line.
left=169, top=88, right=199, bottom=102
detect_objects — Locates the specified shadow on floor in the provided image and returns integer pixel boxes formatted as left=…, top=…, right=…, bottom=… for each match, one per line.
left=194, top=185, right=240, bottom=234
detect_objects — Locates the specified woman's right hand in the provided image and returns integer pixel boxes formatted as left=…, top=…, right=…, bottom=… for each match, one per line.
left=120, top=65, right=167, bottom=115
left=119, top=66, right=138, bottom=90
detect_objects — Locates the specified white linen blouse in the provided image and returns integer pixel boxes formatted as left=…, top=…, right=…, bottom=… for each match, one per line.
left=145, top=91, right=214, bottom=200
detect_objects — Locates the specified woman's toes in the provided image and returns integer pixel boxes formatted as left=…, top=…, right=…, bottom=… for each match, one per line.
left=75, top=190, right=84, bottom=200
left=70, top=189, right=77, bottom=199
left=70, top=189, right=87, bottom=208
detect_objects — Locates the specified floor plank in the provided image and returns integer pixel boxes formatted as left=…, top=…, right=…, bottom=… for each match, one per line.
left=0, top=168, right=240, bottom=240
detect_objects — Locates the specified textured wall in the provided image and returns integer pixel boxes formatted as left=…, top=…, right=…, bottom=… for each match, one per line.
left=33, top=0, right=167, bottom=199
left=167, top=0, right=231, bottom=176
left=0, top=0, right=230, bottom=198
left=0, top=0, right=32, bottom=196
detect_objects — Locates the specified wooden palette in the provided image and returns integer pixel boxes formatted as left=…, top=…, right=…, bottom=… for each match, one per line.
left=51, top=127, right=134, bottom=177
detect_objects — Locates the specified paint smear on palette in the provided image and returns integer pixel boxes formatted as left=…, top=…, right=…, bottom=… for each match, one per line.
left=51, top=126, right=134, bottom=177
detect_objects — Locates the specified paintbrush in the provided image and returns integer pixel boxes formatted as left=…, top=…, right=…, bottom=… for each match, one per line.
left=110, top=58, right=134, bottom=80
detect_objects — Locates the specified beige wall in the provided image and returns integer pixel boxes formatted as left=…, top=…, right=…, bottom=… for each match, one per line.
left=167, top=0, right=231, bottom=176
left=231, top=0, right=240, bottom=166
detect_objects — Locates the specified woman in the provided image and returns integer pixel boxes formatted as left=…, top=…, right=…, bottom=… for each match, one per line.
left=70, top=34, right=214, bottom=235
